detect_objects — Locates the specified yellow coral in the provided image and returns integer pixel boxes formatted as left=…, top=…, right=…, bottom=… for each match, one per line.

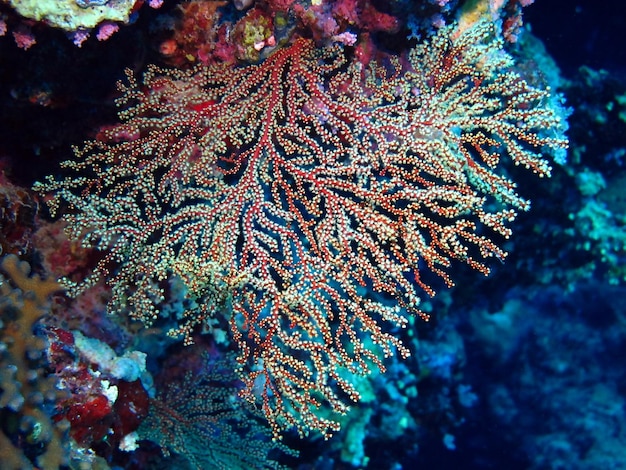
left=233, top=8, right=274, bottom=62
left=4, top=0, right=137, bottom=31
left=0, top=254, right=67, bottom=469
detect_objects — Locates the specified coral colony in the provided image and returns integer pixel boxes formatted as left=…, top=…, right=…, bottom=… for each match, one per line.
left=8, top=0, right=612, bottom=468
left=37, top=20, right=567, bottom=441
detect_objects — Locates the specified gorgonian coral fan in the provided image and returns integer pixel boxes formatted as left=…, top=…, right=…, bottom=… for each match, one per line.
left=36, top=21, right=567, bottom=437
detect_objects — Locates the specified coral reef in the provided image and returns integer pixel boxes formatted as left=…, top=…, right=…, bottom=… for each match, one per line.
left=3, top=0, right=625, bottom=468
